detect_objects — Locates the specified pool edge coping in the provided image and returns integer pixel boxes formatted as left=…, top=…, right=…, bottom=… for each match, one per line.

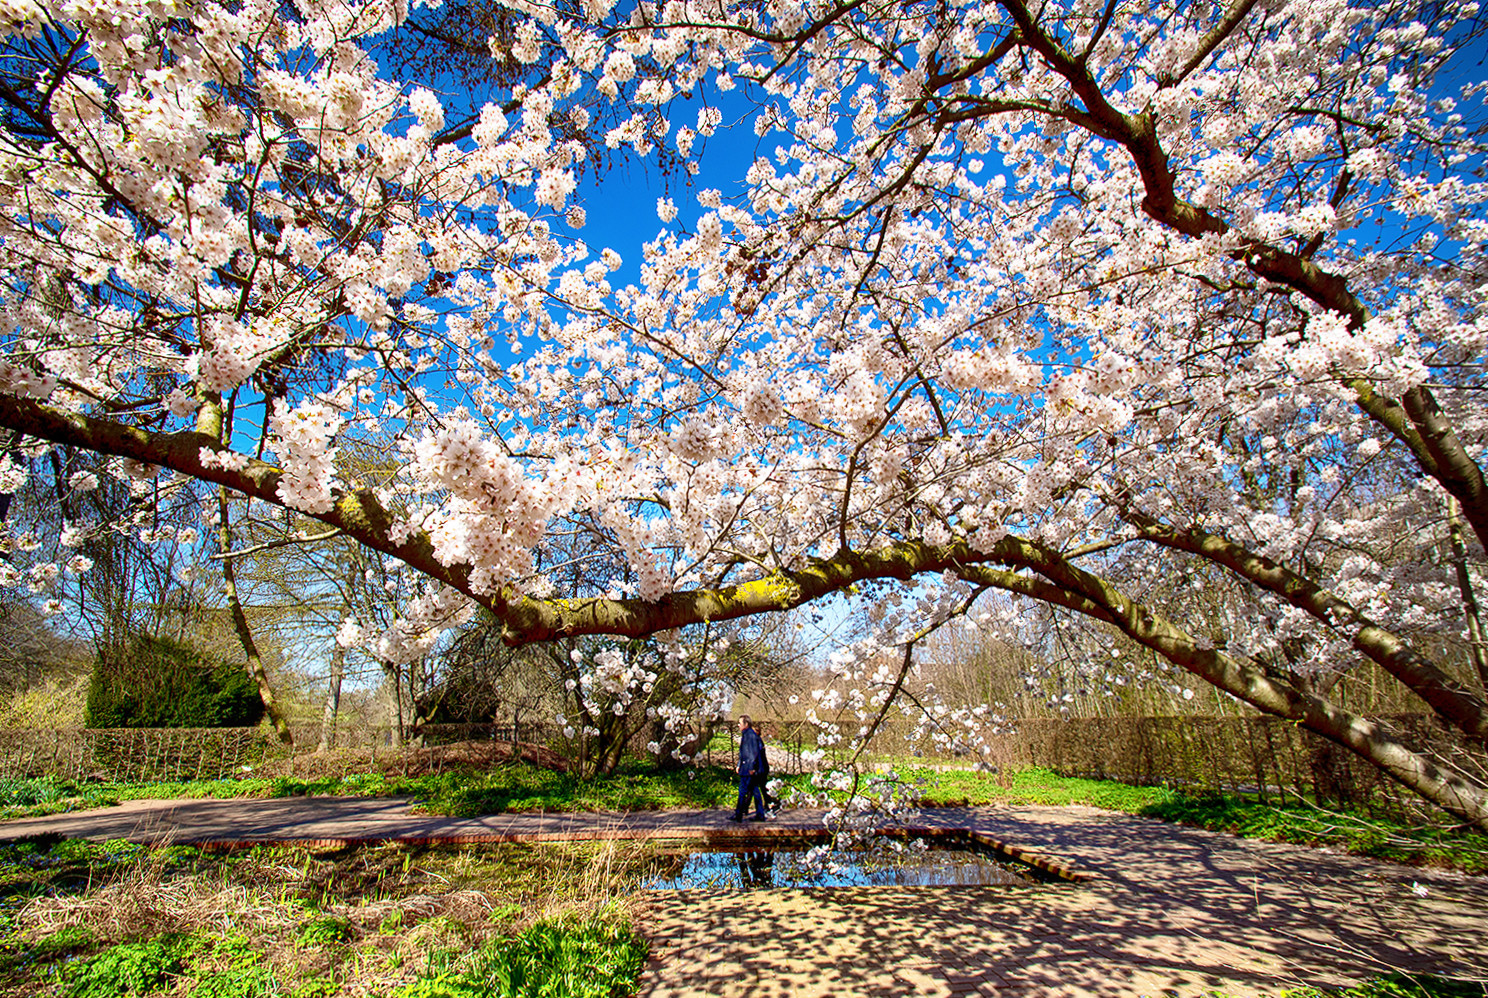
left=172, top=824, right=1097, bottom=883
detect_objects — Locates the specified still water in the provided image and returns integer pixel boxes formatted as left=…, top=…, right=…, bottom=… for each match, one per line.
left=641, top=845, right=1036, bottom=890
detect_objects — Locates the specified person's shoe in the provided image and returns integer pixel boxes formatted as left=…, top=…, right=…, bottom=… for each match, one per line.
left=726, top=814, right=743, bottom=823
left=749, top=814, right=768, bottom=821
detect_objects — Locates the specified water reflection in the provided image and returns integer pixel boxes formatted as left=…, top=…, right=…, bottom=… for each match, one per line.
left=737, top=850, right=775, bottom=887
left=643, top=846, right=1034, bottom=890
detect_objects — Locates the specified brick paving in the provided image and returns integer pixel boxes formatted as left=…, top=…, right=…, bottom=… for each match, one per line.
left=2, top=798, right=1485, bottom=996
left=636, top=806, right=1488, bottom=997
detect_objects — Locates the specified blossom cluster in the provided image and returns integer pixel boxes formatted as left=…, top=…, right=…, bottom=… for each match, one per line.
left=271, top=402, right=343, bottom=515
left=0, top=0, right=1480, bottom=798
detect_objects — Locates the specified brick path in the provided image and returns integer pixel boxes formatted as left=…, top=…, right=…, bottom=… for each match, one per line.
left=636, top=806, right=1488, bottom=997
left=2, top=798, right=1485, bottom=996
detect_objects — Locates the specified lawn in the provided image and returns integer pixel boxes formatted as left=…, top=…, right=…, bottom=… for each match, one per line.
left=0, top=765, right=749, bottom=822
left=0, top=835, right=651, bottom=997
left=903, top=764, right=1178, bottom=811
left=3, top=762, right=1485, bottom=875
left=1140, top=791, right=1488, bottom=875
left=0, top=767, right=1483, bottom=996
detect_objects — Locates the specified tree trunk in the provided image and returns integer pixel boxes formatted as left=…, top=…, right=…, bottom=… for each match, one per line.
left=407, top=655, right=430, bottom=747
left=1308, top=740, right=1356, bottom=808
left=385, top=662, right=403, bottom=749
left=217, top=488, right=292, bottom=746
left=317, top=643, right=344, bottom=752
left=1447, top=498, right=1488, bottom=696
left=1126, top=513, right=1488, bottom=745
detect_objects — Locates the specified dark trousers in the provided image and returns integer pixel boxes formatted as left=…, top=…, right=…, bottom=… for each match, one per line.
left=734, top=772, right=765, bottom=819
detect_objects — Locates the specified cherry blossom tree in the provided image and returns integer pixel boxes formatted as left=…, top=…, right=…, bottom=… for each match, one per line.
left=0, top=0, right=1485, bottom=823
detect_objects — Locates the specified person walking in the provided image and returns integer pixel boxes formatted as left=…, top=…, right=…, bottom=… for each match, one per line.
left=729, top=715, right=768, bottom=822
left=756, top=724, right=781, bottom=814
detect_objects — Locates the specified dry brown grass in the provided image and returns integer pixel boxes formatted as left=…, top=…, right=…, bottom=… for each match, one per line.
left=3, top=836, right=651, bottom=998
left=254, top=740, right=570, bottom=780
left=21, top=849, right=300, bottom=943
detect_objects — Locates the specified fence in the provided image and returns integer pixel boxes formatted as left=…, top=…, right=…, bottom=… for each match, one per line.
left=687, top=720, right=819, bottom=775
left=0, top=722, right=569, bottom=782
left=0, top=727, right=266, bottom=782
left=0, top=714, right=1476, bottom=816
left=973, top=714, right=1476, bottom=814
left=0, top=719, right=839, bottom=782
left=285, top=721, right=562, bottom=751
left=713, top=714, right=1477, bottom=814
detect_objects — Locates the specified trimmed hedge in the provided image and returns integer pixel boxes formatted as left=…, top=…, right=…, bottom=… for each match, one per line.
left=85, top=635, right=263, bottom=729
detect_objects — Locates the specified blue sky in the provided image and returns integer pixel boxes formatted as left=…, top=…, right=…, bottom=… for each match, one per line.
left=565, top=88, right=776, bottom=290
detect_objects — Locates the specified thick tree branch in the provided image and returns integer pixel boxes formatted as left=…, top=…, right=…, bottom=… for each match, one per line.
left=991, top=0, right=1488, bottom=550
left=1165, top=0, right=1260, bottom=84
left=0, top=394, right=474, bottom=597
left=954, top=561, right=1488, bottom=828
left=0, top=393, right=1002, bottom=642
left=1121, top=511, right=1488, bottom=744
left=218, top=486, right=293, bottom=746
left=1399, top=385, right=1488, bottom=546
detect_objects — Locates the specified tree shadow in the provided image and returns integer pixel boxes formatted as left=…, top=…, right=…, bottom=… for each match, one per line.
left=637, top=807, right=1488, bottom=996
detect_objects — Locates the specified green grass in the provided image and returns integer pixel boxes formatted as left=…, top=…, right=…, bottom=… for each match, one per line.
left=903, top=765, right=1180, bottom=812
left=58, top=922, right=642, bottom=998
left=0, top=777, right=81, bottom=809
left=1141, top=791, right=1488, bottom=874
left=0, top=836, right=201, bottom=945
left=1225, top=973, right=1488, bottom=997
left=0, top=774, right=402, bottom=821
left=63, top=934, right=196, bottom=996
left=0, top=764, right=755, bottom=821
left=0, top=764, right=767, bottom=821
left=0, top=832, right=1478, bottom=998
left=0, top=834, right=654, bottom=997
left=880, top=767, right=1488, bottom=874
left=2, top=763, right=1173, bottom=822
left=394, top=912, right=647, bottom=998
left=397, top=762, right=751, bottom=817
left=0, top=923, right=94, bottom=981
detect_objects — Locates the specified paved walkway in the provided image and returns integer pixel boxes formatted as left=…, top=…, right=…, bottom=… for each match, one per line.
left=2, top=798, right=1485, bottom=997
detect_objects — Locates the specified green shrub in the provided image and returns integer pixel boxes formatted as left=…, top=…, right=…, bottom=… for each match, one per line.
left=0, top=776, right=75, bottom=807
left=394, top=915, right=648, bottom=998
left=85, top=635, right=263, bottom=729
left=184, top=933, right=277, bottom=998
left=1230, top=973, right=1488, bottom=997
left=295, top=916, right=352, bottom=949
left=65, top=935, right=194, bottom=997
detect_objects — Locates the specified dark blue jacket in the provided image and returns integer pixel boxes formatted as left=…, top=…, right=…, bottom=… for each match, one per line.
left=738, top=726, right=764, bottom=776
